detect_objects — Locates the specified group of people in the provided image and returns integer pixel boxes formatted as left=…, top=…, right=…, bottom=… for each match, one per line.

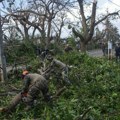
left=101, top=42, right=120, bottom=61
left=0, top=52, right=70, bottom=113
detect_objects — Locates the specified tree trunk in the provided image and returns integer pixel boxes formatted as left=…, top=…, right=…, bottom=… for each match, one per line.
left=80, top=42, right=87, bottom=52
left=24, top=27, right=29, bottom=40
left=46, top=20, right=52, bottom=49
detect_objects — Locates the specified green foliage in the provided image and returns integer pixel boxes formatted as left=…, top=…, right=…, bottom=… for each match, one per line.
left=5, top=41, right=36, bottom=64
left=1, top=52, right=120, bottom=119
left=67, top=37, right=76, bottom=48
left=49, top=42, right=64, bottom=55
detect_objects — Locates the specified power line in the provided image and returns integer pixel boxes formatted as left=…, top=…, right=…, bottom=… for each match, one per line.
left=108, top=0, right=120, bottom=8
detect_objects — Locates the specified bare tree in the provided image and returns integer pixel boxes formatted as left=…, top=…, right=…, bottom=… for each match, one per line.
left=72, top=0, right=120, bottom=52
left=4, top=1, right=32, bottom=40
left=30, top=0, right=71, bottom=48
left=3, top=0, right=75, bottom=44
left=4, top=0, right=71, bottom=48
left=52, top=11, right=68, bottom=43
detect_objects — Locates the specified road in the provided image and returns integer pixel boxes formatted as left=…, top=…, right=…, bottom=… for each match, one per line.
left=87, top=49, right=103, bottom=57
left=87, top=49, right=115, bottom=57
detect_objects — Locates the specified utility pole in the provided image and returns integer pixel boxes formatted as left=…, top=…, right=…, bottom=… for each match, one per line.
left=0, top=15, right=3, bottom=82
left=106, top=17, right=110, bottom=59
left=106, top=8, right=112, bottom=60
left=0, top=1, right=7, bottom=82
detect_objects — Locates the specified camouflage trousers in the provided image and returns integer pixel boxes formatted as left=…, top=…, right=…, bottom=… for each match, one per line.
left=22, top=80, right=49, bottom=107
left=61, top=67, right=70, bottom=84
left=5, top=80, right=49, bottom=112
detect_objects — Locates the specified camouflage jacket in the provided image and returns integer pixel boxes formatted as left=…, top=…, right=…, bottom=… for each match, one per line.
left=22, top=73, right=47, bottom=93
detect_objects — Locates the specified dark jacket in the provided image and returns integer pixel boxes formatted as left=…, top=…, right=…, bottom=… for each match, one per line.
left=115, top=46, right=120, bottom=56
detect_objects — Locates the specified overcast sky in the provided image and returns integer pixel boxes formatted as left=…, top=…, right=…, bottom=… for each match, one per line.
left=62, top=0, right=120, bottom=38
left=98, top=0, right=120, bottom=33
left=1, top=0, right=120, bottom=38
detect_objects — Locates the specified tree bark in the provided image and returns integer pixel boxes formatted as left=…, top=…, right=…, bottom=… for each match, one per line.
left=80, top=41, right=87, bottom=52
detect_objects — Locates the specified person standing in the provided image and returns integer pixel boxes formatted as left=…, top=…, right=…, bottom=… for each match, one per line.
left=115, top=43, right=120, bottom=62
left=101, top=42, right=106, bottom=56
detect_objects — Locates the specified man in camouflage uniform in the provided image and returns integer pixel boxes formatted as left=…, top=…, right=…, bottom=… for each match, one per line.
left=0, top=70, right=51, bottom=113
left=42, top=55, right=70, bottom=87
left=64, top=44, right=73, bottom=53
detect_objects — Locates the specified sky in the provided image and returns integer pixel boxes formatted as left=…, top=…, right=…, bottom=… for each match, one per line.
left=63, top=0, right=120, bottom=38
left=97, top=0, right=120, bottom=30
left=0, top=0, right=120, bottom=38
